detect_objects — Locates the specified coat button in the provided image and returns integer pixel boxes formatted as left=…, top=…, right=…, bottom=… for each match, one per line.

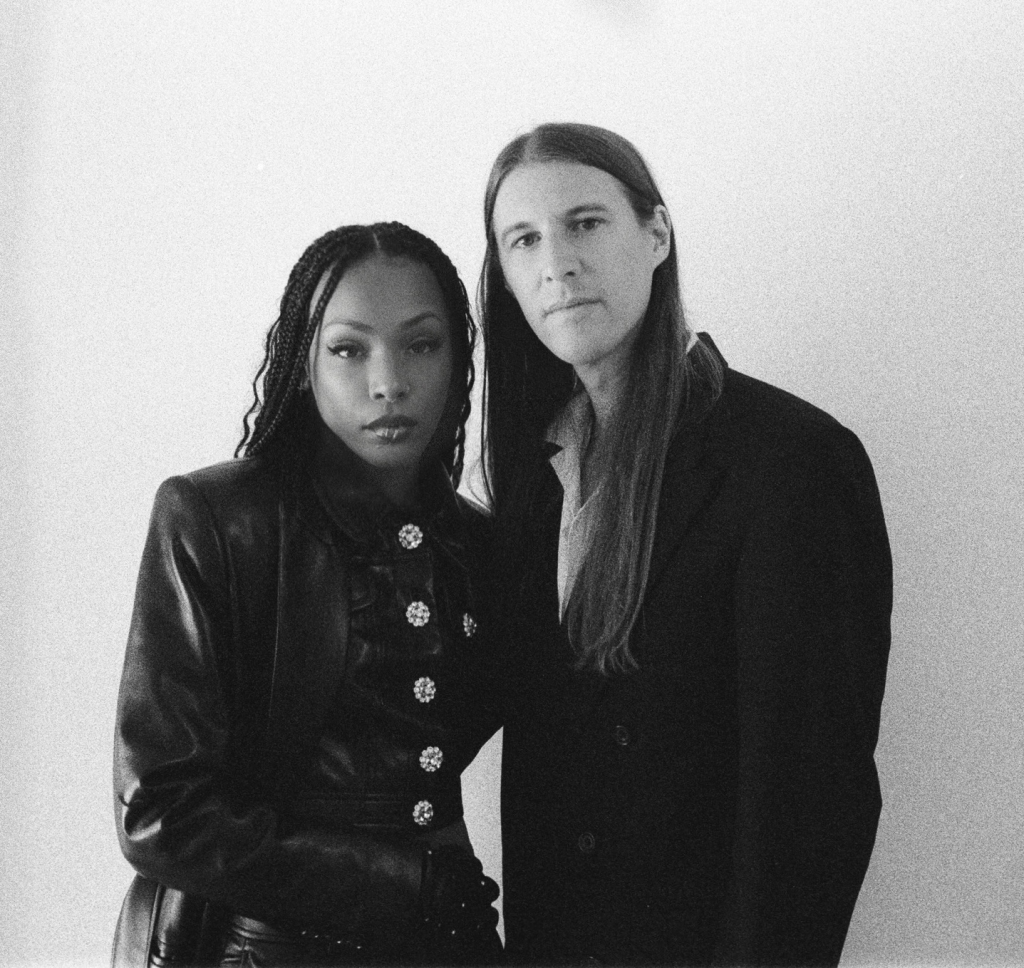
left=577, top=832, right=596, bottom=853
left=419, top=746, right=443, bottom=772
left=413, top=800, right=434, bottom=826
left=462, top=612, right=477, bottom=638
left=413, top=677, right=436, bottom=703
left=614, top=725, right=630, bottom=746
left=398, top=524, right=423, bottom=549
left=406, top=601, right=430, bottom=626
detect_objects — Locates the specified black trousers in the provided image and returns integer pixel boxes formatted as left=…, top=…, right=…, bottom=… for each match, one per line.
left=217, top=914, right=504, bottom=968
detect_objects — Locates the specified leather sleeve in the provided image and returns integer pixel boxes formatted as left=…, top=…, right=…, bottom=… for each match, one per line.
left=713, top=430, right=893, bottom=967
left=113, top=475, right=423, bottom=943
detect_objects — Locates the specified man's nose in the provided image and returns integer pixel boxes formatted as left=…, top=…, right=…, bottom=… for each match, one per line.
left=540, top=235, right=580, bottom=283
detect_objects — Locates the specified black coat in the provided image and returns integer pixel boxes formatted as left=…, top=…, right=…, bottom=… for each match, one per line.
left=496, top=353, right=892, bottom=966
left=114, top=448, right=496, bottom=945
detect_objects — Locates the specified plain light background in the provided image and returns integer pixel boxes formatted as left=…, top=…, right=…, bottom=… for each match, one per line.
left=2, top=1, right=1022, bottom=965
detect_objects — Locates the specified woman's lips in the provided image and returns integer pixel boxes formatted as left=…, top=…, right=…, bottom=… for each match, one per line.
left=364, top=414, right=417, bottom=444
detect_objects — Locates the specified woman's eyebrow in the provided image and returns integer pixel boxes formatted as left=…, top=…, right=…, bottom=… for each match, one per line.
left=321, top=312, right=444, bottom=332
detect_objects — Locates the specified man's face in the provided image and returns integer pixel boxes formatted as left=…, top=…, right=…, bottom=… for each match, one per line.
left=492, top=161, right=670, bottom=377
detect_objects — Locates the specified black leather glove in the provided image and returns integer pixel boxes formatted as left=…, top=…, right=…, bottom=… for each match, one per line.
left=417, top=846, right=502, bottom=965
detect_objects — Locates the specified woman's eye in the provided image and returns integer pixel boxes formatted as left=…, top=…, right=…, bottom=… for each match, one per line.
left=574, top=217, right=603, bottom=232
left=328, top=342, right=364, bottom=359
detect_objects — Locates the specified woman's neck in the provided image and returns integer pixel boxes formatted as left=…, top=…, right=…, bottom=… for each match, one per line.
left=375, top=466, right=420, bottom=509
left=334, top=455, right=421, bottom=509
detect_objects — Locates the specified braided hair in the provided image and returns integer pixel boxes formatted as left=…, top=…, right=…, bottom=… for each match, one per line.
left=236, top=222, right=476, bottom=485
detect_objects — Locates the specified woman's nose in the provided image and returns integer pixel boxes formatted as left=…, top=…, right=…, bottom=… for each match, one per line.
left=370, top=355, right=410, bottom=401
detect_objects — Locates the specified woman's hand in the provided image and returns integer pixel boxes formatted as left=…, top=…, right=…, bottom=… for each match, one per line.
left=418, top=846, right=503, bottom=964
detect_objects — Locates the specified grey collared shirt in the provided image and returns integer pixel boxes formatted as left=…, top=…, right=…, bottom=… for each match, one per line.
left=546, top=390, right=601, bottom=619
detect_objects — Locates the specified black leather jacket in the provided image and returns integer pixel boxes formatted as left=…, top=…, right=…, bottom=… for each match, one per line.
left=113, top=433, right=499, bottom=946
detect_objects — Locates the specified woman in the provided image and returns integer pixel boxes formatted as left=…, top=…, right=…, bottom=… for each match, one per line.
left=480, top=123, right=892, bottom=966
left=114, top=222, right=502, bottom=966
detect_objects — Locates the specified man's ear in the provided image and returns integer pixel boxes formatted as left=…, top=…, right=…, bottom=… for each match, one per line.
left=649, top=205, right=672, bottom=267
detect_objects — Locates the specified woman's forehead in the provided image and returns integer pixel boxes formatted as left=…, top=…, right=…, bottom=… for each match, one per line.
left=312, top=256, right=443, bottom=311
left=314, top=256, right=447, bottom=330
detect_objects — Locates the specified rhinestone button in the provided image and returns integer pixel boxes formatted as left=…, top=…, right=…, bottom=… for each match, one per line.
left=419, top=746, right=443, bottom=772
left=462, top=612, right=477, bottom=637
left=398, top=523, right=423, bottom=549
left=413, top=800, right=434, bottom=826
left=414, top=677, right=436, bottom=703
left=406, top=601, right=430, bottom=626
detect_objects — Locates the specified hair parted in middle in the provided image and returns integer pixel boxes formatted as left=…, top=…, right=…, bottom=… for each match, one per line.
left=236, top=221, right=477, bottom=486
left=479, top=122, right=724, bottom=674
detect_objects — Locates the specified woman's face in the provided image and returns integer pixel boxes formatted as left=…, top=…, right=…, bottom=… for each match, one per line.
left=491, top=161, right=670, bottom=377
left=307, top=255, right=453, bottom=484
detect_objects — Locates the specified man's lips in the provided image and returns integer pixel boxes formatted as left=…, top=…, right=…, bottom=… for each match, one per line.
left=544, top=297, right=600, bottom=317
left=364, top=414, right=418, bottom=431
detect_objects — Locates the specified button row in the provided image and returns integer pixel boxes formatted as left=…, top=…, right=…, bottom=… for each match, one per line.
left=398, top=521, right=474, bottom=829
left=410, top=746, right=444, bottom=824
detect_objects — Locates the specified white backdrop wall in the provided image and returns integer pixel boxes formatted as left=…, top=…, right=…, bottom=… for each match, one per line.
left=2, top=2, right=1022, bottom=965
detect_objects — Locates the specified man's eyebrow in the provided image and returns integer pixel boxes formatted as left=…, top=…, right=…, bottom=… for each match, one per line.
left=499, top=221, right=532, bottom=246
left=563, top=203, right=611, bottom=218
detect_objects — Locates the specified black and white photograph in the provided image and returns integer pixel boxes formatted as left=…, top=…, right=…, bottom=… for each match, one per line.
left=2, top=2, right=1022, bottom=965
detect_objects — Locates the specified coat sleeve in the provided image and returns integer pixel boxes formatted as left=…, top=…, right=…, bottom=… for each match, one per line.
left=113, top=476, right=423, bottom=943
left=713, top=430, right=892, bottom=967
